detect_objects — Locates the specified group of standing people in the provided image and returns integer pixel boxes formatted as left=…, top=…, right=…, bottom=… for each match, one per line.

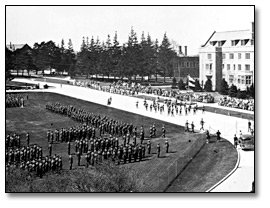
left=6, top=93, right=28, bottom=108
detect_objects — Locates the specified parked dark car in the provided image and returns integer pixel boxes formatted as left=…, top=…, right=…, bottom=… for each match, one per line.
left=238, top=134, right=254, bottom=150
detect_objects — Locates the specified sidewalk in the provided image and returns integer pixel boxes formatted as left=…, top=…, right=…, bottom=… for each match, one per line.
left=9, top=78, right=254, bottom=192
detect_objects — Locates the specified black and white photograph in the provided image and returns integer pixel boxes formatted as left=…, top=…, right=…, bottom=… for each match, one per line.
left=5, top=5, right=256, bottom=195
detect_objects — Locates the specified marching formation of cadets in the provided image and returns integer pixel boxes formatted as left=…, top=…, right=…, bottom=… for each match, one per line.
left=6, top=93, right=27, bottom=108
left=45, top=102, right=170, bottom=169
left=142, top=98, right=201, bottom=117
left=6, top=132, right=62, bottom=178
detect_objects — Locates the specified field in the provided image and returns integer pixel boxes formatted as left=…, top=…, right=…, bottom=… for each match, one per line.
left=6, top=92, right=238, bottom=192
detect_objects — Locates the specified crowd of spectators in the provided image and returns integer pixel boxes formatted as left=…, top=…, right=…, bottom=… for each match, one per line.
left=73, top=79, right=215, bottom=103
left=218, top=96, right=254, bottom=111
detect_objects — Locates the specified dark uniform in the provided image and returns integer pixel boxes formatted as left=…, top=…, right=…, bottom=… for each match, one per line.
left=234, top=135, right=238, bottom=148
left=191, top=122, right=195, bottom=133
left=216, top=130, right=221, bottom=142
left=200, top=119, right=205, bottom=131
left=157, top=143, right=160, bottom=158
left=69, top=155, right=73, bottom=170
left=162, top=126, right=166, bottom=138
left=48, top=144, right=52, bottom=156
left=185, top=121, right=189, bottom=132
left=165, top=140, right=169, bottom=153
left=26, top=133, right=30, bottom=146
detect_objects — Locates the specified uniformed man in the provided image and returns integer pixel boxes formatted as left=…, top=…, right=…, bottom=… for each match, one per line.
left=206, top=130, right=210, bottom=144
left=152, top=124, right=156, bottom=137
left=185, top=120, right=189, bottom=132
left=162, top=125, right=166, bottom=138
left=48, top=143, right=52, bottom=156
left=26, top=132, right=30, bottom=146
left=67, top=141, right=71, bottom=155
left=69, top=154, right=73, bottom=170
left=147, top=140, right=151, bottom=154
left=216, top=130, right=221, bottom=142
left=191, top=122, right=195, bottom=133
left=165, top=139, right=169, bottom=153
left=77, top=152, right=81, bottom=166
left=200, top=118, right=205, bottom=131
left=157, top=143, right=161, bottom=158
left=234, top=134, right=238, bottom=148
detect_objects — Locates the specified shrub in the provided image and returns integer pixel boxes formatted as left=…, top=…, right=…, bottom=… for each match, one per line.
left=228, top=84, right=238, bottom=97
left=6, top=161, right=143, bottom=192
left=178, top=79, right=186, bottom=90
left=236, top=90, right=247, bottom=99
left=204, top=79, right=212, bottom=92
left=219, top=78, right=229, bottom=95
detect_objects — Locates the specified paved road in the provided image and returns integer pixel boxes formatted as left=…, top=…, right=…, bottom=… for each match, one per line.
left=9, top=78, right=255, bottom=192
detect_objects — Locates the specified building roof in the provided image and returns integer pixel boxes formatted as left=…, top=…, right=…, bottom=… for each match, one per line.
left=202, top=29, right=253, bottom=48
left=211, top=30, right=252, bottom=41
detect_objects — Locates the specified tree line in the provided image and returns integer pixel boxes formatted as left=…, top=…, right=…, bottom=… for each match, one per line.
left=6, top=27, right=178, bottom=82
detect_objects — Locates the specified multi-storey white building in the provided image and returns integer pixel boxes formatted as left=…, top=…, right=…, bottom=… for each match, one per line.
left=199, top=22, right=254, bottom=91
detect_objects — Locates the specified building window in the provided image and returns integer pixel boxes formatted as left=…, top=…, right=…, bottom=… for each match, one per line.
left=186, top=62, right=190, bottom=68
left=251, top=39, right=254, bottom=45
left=233, top=64, right=236, bottom=70
left=238, top=53, right=241, bottom=59
left=229, top=53, right=234, bottom=59
left=222, top=64, right=224, bottom=69
left=245, top=53, right=250, bottom=59
left=241, top=40, right=246, bottom=46
left=222, top=53, right=226, bottom=59
left=181, top=62, right=185, bottom=67
left=238, top=64, right=241, bottom=70
left=207, top=54, right=212, bottom=59
left=238, top=75, right=241, bottom=84
left=246, top=76, right=252, bottom=85
left=241, top=76, right=245, bottom=84
left=209, top=64, right=212, bottom=70
left=245, top=64, right=250, bottom=71
left=227, top=64, right=230, bottom=70
left=205, top=64, right=209, bottom=70
left=229, top=75, right=234, bottom=84
left=231, top=40, right=236, bottom=46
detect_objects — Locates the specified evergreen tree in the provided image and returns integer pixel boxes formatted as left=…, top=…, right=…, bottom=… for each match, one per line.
left=111, top=31, right=122, bottom=80
left=236, top=90, right=247, bottom=99
left=204, top=78, right=213, bottom=92
left=194, top=79, right=202, bottom=92
left=172, top=77, right=177, bottom=88
left=153, top=39, right=160, bottom=82
left=159, top=33, right=175, bottom=83
left=5, top=47, right=14, bottom=79
left=219, top=78, right=229, bottom=95
left=228, top=84, right=238, bottom=97
left=249, top=83, right=255, bottom=98
left=178, top=79, right=186, bottom=90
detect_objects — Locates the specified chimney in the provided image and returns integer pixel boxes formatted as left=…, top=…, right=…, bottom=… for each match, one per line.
left=179, top=46, right=182, bottom=54
left=184, top=46, right=187, bottom=56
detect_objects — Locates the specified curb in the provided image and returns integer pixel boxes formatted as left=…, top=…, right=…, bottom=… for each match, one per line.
left=206, top=147, right=241, bottom=192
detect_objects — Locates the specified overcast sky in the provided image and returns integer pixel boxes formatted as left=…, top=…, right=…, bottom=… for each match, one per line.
left=6, top=6, right=254, bottom=55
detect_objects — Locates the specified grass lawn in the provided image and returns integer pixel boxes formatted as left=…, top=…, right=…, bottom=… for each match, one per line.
left=6, top=92, right=237, bottom=192
left=166, top=138, right=238, bottom=192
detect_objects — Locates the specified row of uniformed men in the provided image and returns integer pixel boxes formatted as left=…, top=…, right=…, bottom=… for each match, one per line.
left=46, top=102, right=140, bottom=137
left=69, top=139, right=170, bottom=169
left=6, top=144, right=43, bottom=165
left=6, top=93, right=26, bottom=108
